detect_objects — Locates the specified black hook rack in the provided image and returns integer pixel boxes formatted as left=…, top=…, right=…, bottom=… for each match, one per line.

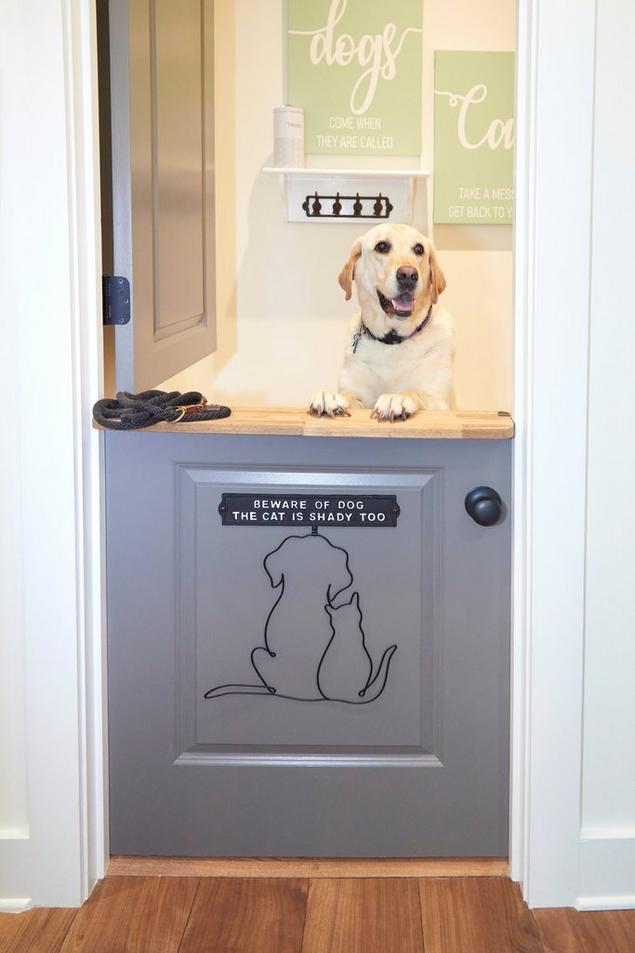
left=302, top=191, right=394, bottom=220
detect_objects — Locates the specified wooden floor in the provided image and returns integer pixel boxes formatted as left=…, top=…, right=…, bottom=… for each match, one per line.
left=1, top=876, right=634, bottom=952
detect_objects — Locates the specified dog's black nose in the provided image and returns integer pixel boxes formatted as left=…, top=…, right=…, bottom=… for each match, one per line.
left=396, top=266, right=418, bottom=289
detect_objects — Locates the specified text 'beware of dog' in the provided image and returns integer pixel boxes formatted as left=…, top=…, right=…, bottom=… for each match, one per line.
left=218, top=493, right=400, bottom=527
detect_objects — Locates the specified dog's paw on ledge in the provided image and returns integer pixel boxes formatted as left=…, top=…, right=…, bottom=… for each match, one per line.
left=371, top=394, right=418, bottom=422
left=308, top=391, right=352, bottom=418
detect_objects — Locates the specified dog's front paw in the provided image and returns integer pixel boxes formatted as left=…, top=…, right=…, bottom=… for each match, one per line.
left=371, top=394, right=418, bottom=422
left=308, top=391, right=351, bottom=417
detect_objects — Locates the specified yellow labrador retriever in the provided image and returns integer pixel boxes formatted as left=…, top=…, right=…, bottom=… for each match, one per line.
left=309, top=223, right=454, bottom=421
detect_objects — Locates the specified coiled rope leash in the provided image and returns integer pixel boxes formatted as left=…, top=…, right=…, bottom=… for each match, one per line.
left=93, top=390, right=231, bottom=430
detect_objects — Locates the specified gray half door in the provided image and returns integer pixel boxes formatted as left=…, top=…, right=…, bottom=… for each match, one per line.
left=106, top=0, right=216, bottom=391
left=106, top=434, right=511, bottom=857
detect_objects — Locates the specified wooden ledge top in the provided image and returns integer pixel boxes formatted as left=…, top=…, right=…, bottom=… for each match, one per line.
left=95, top=407, right=514, bottom=440
left=108, top=855, right=509, bottom=879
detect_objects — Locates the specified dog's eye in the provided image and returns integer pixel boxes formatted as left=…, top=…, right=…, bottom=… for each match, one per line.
left=374, top=241, right=391, bottom=254
left=413, top=243, right=425, bottom=256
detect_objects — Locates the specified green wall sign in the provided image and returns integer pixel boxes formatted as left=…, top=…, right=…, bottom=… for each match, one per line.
left=434, top=51, right=515, bottom=225
left=287, top=0, right=423, bottom=157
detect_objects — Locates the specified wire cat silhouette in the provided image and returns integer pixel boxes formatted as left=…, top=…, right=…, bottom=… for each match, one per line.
left=318, top=591, right=397, bottom=702
left=204, top=530, right=397, bottom=704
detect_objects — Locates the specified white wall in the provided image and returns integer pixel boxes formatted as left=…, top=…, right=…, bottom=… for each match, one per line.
left=161, top=0, right=515, bottom=411
left=579, top=0, right=635, bottom=906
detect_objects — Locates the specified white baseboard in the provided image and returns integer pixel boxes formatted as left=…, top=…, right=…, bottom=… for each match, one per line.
left=577, top=895, right=635, bottom=912
left=577, top=834, right=635, bottom=909
left=0, top=898, right=33, bottom=914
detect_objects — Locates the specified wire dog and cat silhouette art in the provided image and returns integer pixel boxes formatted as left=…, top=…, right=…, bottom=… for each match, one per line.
left=204, top=530, right=397, bottom=704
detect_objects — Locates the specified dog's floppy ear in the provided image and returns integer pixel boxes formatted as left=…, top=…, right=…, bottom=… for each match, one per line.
left=428, top=243, right=447, bottom=304
left=338, top=238, right=362, bottom=301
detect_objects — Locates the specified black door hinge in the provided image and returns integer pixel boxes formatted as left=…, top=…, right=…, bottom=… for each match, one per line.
left=102, top=275, right=131, bottom=325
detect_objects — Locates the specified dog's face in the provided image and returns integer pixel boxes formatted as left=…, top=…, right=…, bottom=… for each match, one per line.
left=338, top=224, right=446, bottom=333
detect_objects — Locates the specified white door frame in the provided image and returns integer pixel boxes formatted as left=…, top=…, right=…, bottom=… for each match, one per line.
left=0, top=0, right=107, bottom=910
left=510, top=0, right=596, bottom=908
left=1, top=0, right=601, bottom=909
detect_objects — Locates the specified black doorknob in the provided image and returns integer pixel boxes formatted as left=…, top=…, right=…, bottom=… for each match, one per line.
left=465, top=486, right=503, bottom=526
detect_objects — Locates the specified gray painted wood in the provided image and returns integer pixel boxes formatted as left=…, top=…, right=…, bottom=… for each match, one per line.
left=108, top=0, right=216, bottom=391
left=106, top=434, right=511, bottom=856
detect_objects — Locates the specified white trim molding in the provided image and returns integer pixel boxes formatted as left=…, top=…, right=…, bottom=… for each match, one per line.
left=0, top=0, right=106, bottom=908
left=510, top=0, right=597, bottom=908
left=0, top=900, right=33, bottom=915
left=62, top=0, right=110, bottom=899
left=578, top=832, right=635, bottom=910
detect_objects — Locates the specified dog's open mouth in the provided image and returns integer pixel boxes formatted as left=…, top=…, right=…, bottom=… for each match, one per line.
left=377, top=289, right=415, bottom=318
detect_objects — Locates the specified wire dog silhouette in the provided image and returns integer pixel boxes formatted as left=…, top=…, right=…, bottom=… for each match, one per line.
left=204, top=531, right=397, bottom=704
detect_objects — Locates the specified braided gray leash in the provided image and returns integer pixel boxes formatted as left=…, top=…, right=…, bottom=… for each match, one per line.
left=93, top=390, right=231, bottom=430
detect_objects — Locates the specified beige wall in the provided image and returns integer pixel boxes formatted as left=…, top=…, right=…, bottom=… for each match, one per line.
left=162, top=0, right=515, bottom=410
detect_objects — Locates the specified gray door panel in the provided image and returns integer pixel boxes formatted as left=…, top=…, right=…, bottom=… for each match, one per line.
left=106, top=435, right=511, bottom=856
left=108, top=0, right=216, bottom=391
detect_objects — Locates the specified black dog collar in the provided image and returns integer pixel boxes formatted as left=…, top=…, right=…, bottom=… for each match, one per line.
left=352, top=305, right=433, bottom=352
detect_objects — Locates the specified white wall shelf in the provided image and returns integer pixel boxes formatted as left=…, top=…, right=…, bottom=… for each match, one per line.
left=263, top=166, right=430, bottom=224
left=263, top=167, right=430, bottom=178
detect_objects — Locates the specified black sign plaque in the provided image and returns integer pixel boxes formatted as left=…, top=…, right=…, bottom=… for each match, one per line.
left=219, top=493, right=400, bottom=527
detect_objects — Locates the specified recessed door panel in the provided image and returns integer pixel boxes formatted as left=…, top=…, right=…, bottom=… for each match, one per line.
left=177, top=468, right=438, bottom=757
left=153, top=0, right=205, bottom=333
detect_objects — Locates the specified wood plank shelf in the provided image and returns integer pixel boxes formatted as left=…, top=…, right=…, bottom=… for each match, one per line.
left=95, top=408, right=514, bottom=440
left=107, top=854, right=509, bottom=879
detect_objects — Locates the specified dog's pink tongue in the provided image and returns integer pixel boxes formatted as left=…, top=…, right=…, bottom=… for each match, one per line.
left=391, top=292, right=414, bottom=313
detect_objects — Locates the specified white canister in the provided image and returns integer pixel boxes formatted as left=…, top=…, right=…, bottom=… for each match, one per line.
left=274, top=106, right=305, bottom=168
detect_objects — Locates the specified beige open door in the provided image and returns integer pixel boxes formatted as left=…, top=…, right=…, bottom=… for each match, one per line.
left=104, top=0, right=216, bottom=391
